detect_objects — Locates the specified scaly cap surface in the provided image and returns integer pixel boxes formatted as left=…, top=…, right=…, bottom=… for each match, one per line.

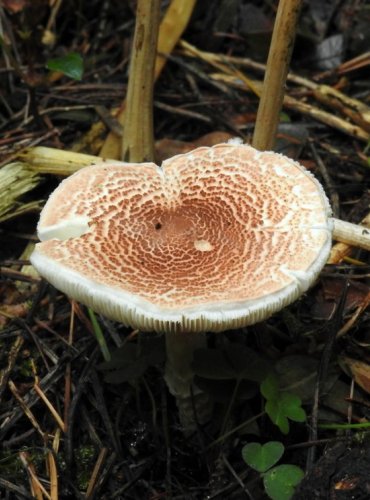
left=31, top=143, right=333, bottom=332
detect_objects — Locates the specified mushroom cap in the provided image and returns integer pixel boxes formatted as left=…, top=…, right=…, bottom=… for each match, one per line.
left=30, top=143, right=332, bottom=333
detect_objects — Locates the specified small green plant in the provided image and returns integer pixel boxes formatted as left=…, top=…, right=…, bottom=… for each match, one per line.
left=46, top=52, right=84, bottom=81
left=261, top=374, right=306, bottom=434
left=242, top=441, right=304, bottom=500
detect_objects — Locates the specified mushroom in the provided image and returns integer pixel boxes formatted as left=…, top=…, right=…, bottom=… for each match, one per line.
left=30, top=143, right=333, bottom=429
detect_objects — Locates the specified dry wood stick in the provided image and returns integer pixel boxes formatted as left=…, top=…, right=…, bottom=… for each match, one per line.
left=121, top=0, right=161, bottom=163
left=252, top=0, right=303, bottom=151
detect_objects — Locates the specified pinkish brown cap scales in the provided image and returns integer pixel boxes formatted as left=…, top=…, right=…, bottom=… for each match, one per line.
left=30, top=143, right=333, bottom=333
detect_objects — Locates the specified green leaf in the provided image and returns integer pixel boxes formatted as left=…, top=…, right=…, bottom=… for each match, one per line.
left=262, top=376, right=306, bottom=433
left=46, top=52, right=84, bottom=80
left=279, top=393, right=306, bottom=422
left=261, top=374, right=280, bottom=400
left=242, top=442, right=284, bottom=473
left=263, top=464, right=304, bottom=500
left=265, top=399, right=290, bottom=434
left=88, top=308, right=111, bottom=362
left=279, top=112, right=291, bottom=123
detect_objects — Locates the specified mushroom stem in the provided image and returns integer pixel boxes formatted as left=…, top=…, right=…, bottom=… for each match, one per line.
left=164, top=331, right=212, bottom=431
left=332, top=218, right=370, bottom=251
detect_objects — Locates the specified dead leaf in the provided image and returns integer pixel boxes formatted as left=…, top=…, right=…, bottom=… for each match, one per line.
left=0, top=302, right=30, bottom=329
left=311, top=278, right=370, bottom=320
left=155, top=139, right=197, bottom=163
left=155, top=131, right=234, bottom=163
left=193, top=131, right=234, bottom=147
left=2, top=0, right=27, bottom=13
left=340, top=356, right=370, bottom=394
left=275, top=355, right=338, bottom=402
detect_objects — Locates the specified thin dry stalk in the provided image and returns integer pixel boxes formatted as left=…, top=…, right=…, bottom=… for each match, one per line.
left=337, top=51, right=370, bottom=74
left=52, top=428, right=61, bottom=454
left=47, top=450, right=59, bottom=500
left=85, top=447, right=109, bottom=499
left=0, top=335, right=24, bottom=401
left=329, top=212, right=370, bottom=263
left=19, top=452, right=48, bottom=500
left=332, top=219, right=370, bottom=253
left=33, top=382, right=66, bottom=433
left=252, top=0, right=303, bottom=151
left=179, top=40, right=370, bottom=142
left=313, top=85, right=370, bottom=132
left=284, top=94, right=370, bottom=142
left=99, top=0, right=197, bottom=159
left=63, top=303, right=75, bottom=431
left=0, top=162, right=41, bottom=222
left=8, top=380, right=46, bottom=440
left=337, top=292, right=370, bottom=338
left=20, top=146, right=107, bottom=175
left=121, top=0, right=161, bottom=162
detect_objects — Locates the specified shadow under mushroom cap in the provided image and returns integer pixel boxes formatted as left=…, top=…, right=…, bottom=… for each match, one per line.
left=30, top=143, right=333, bottom=333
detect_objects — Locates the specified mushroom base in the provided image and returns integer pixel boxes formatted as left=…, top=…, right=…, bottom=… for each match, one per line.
left=164, top=331, right=213, bottom=431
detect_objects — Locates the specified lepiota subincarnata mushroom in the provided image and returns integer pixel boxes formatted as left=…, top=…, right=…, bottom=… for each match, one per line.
left=30, top=142, right=333, bottom=429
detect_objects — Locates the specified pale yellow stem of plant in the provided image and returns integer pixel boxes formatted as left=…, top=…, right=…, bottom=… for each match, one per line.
left=252, top=0, right=303, bottom=151
left=121, top=0, right=161, bottom=163
left=329, top=212, right=370, bottom=264
left=0, top=162, right=41, bottom=222
left=19, top=146, right=105, bottom=175
left=332, top=218, right=370, bottom=253
left=99, top=0, right=197, bottom=159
